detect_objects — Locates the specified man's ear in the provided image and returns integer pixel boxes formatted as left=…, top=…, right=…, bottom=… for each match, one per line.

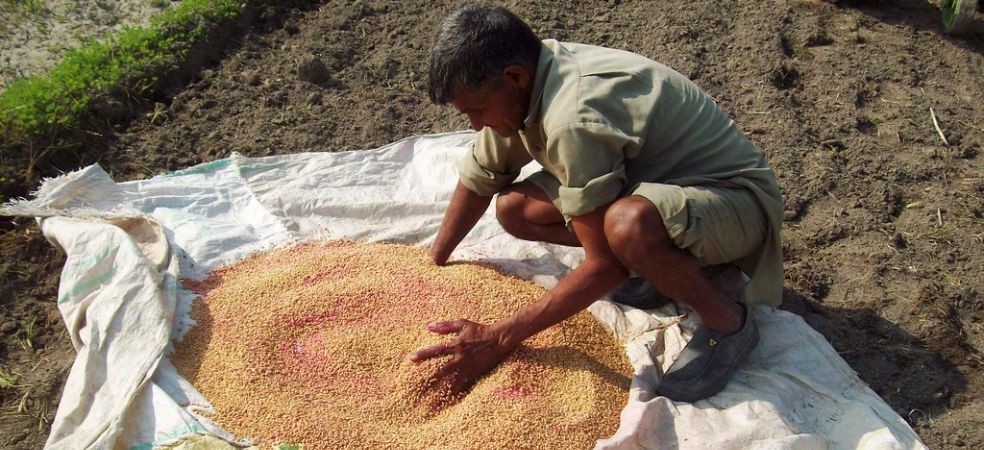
left=501, top=64, right=532, bottom=90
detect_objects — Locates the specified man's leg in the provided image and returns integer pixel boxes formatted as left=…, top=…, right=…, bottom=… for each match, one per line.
left=495, top=181, right=581, bottom=247
left=603, top=195, right=743, bottom=334
left=497, top=180, right=761, bottom=401
left=603, top=193, right=762, bottom=402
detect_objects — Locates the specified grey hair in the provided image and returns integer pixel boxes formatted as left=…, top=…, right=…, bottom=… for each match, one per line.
left=428, top=4, right=541, bottom=104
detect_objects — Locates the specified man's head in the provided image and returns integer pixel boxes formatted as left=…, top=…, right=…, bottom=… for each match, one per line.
left=428, top=4, right=541, bottom=137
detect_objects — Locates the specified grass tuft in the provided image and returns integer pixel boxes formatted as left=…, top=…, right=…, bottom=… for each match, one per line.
left=0, top=368, right=18, bottom=389
left=0, top=0, right=245, bottom=179
left=19, top=318, right=36, bottom=352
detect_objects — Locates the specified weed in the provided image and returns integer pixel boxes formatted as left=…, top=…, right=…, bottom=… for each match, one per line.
left=6, top=385, right=52, bottom=433
left=0, top=368, right=18, bottom=389
left=864, top=113, right=883, bottom=125
left=33, top=401, right=50, bottom=433
left=274, top=444, right=304, bottom=450
left=19, top=318, right=36, bottom=352
left=146, top=102, right=168, bottom=125
left=940, top=271, right=961, bottom=288
left=1, top=0, right=45, bottom=16
left=921, top=223, right=955, bottom=245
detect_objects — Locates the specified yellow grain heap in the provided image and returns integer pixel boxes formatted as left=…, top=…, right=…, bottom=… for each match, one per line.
left=173, top=241, right=632, bottom=449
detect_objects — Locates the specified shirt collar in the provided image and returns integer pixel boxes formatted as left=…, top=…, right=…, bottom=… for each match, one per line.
left=522, top=41, right=555, bottom=130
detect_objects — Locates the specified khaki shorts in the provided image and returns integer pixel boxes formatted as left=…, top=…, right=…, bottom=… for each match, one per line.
left=526, top=173, right=766, bottom=267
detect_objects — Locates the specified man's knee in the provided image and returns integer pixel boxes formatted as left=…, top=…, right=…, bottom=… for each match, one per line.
left=495, top=189, right=527, bottom=237
left=604, top=196, right=673, bottom=262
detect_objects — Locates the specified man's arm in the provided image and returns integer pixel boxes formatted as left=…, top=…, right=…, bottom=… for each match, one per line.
left=495, top=204, right=628, bottom=347
left=430, top=181, right=494, bottom=265
left=411, top=205, right=629, bottom=393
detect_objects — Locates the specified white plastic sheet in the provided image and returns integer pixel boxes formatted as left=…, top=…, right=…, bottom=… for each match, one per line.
left=1, top=131, right=926, bottom=449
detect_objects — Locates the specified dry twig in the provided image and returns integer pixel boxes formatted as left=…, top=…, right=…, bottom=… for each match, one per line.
left=930, top=107, right=949, bottom=146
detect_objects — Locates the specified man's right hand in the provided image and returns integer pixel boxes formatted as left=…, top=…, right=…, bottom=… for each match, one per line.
left=430, top=244, right=451, bottom=266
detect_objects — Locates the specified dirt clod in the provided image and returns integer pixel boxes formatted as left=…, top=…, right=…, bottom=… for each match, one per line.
left=296, top=56, right=331, bottom=84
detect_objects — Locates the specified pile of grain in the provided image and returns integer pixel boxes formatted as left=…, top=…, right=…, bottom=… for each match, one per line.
left=172, top=241, right=632, bottom=449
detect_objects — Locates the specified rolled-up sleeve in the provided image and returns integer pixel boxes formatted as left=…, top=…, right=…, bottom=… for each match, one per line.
left=457, top=128, right=533, bottom=196
left=545, top=123, right=634, bottom=217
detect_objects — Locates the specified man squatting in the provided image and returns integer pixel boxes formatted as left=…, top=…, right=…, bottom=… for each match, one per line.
left=409, top=4, right=784, bottom=402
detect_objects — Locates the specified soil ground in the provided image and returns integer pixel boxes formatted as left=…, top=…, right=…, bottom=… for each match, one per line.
left=1, top=0, right=983, bottom=448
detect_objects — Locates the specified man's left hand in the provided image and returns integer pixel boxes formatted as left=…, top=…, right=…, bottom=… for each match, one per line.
left=408, top=319, right=517, bottom=395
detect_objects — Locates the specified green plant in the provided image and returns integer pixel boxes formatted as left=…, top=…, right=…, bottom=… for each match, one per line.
left=274, top=444, right=303, bottom=450
left=0, top=0, right=246, bottom=179
left=19, top=318, right=36, bottom=352
left=920, top=223, right=955, bottom=245
left=1, top=0, right=45, bottom=15
left=0, top=368, right=18, bottom=389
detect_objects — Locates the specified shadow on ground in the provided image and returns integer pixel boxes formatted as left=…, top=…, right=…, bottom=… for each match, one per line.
left=781, top=286, right=964, bottom=430
left=837, top=0, right=984, bottom=53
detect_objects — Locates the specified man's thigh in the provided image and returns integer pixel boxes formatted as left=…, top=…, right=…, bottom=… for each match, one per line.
left=629, top=183, right=766, bottom=266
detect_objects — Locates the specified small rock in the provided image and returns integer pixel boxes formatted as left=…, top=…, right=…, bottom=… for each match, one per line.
left=297, top=56, right=331, bottom=84
left=1, top=321, right=16, bottom=333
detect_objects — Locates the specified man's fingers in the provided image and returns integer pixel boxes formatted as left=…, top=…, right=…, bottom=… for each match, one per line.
left=441, top=363, right=473, bottom=395
left=426, top=319, right=466, bottom=334
left=436, top=358, right=459, bottom=379
left=450, top=375, right=470, bottom=395
left=438, top=363, right=468, bottom=395
left=408, top=343, right=453, bottom=362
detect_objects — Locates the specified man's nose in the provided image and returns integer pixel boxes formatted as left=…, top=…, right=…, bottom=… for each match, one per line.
left=468, top=114, right=483, bottom=132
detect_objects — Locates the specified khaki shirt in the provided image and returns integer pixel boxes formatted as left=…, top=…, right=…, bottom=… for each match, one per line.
left=458, top=40, right=784, bottom=307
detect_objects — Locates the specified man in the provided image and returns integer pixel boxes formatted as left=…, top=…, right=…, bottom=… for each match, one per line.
left=408, top=4, right=783, bottom=403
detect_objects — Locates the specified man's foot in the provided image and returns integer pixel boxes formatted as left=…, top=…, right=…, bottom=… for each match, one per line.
left=610, top=265, right=747, bottom=309
left=655, top=302, right=759, bottom=402
left=610, top=276, right=672, bottom=309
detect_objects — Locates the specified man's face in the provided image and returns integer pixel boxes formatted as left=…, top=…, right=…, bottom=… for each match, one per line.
left=452, top=67, right=533, bottom=137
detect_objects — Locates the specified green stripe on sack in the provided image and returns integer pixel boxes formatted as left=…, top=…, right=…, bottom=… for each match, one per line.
left=129, top=422, right=207, bottom=450
left=58, top=244, right=120, bottom=304
left=58, top=263, right=117, bottom=304
left=238, top=161, right=283, bottom=176
left=164, top=158, right=231, bottom=177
